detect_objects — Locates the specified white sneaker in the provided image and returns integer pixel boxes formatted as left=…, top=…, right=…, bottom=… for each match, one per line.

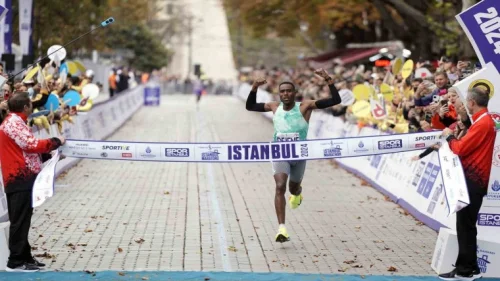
left=6, top=263, right=40, bottom=272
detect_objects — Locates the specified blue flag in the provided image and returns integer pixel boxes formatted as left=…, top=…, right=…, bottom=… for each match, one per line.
left=456, top=0, right=500, bottom=71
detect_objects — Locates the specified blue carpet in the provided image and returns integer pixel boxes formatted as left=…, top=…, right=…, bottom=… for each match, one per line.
left=0, top=271, right=499, bottom=281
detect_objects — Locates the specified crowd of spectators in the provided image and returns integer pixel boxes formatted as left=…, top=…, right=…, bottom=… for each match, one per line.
left=238, top=57, right=480, bottom=150
left=0, top=57, right=144, bottom=135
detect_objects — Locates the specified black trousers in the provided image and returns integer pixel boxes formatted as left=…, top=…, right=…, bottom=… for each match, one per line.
left=455, top=178, right=487, bottom=274
left=6, top=191, right=33, bottom=267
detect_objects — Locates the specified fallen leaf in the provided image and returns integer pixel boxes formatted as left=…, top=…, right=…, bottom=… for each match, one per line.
left=352, top=264, right=363, bottom=268
left=416, top=222, right=424, bottom=226
left=374, top=240, right=384, bottom=243
left=204, top=278, right=210, bottom=281
left=84, top=229, right=93, bottom=233
left=134, top=238, right=145, bottom=244
left=384, top=247, right=391, bottom=251
left=344, top=260, right=356, bottom=264
left=118, top=247, right=123, bottom=253
left=388, top=266, right=397, bottom=272
left=84, top=270, right=95, bottom=274
left=142, top=277, right=149, bottom=280
left=360, top=180, right=369, bottom=186
left=78, top=243, right=87, bottom=247
left=164, top=191, right=170, bottom=195
left=338, top=268, right=346, bottom=272
left=370, top=264, right=374, bottom=268
left=34, top=252, right=54, bottom=259
left=118, top=272, right=126, bottom=276
left=228, top=246, right=237, bottom=252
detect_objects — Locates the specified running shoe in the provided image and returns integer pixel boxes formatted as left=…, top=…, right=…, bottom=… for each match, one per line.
left=275, top=226, right=290, bottom=243
left=289, top=193, right=303, bottom=209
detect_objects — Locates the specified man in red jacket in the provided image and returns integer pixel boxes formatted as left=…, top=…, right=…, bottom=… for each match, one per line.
left=0, top=92, right=65, bottom=272
left=439, top=87, right=496, bottom=281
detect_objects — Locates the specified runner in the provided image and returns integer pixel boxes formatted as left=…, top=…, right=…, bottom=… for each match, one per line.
left=193, top=79, right=205, bottom=105
left=245, top=69, right=341, bottom=242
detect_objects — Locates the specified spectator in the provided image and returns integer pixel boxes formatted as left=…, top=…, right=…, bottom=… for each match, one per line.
left=0, top=92, right=65, bottom=272
left=117, top=68, right=129, bottom=93
left=109, top=70, right=117, bottom=98
left=1, top=83, right=11, bottom=123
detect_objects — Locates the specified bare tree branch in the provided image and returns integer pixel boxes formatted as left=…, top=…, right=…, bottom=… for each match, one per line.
left=380, top=0, right=429, bottom=29
left=371, top=0, right=407, bottom=38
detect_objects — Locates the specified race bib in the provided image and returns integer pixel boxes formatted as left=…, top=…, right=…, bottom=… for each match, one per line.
left=276, top=132, right=299, bottom=142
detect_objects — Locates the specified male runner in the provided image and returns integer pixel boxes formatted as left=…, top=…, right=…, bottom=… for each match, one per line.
left=194, top=79, right=205, bottom=104
left=245, top=69, right=341, bottom=242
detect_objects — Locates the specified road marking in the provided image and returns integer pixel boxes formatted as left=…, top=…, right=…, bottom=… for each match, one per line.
left=196, top=110, right=232, bottom=272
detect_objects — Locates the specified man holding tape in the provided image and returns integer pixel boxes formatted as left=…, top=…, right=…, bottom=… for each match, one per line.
left=439, top=88, right=495, bottom=280
left=245, top=69, right=341, bottom=242
left=0, top=93, right=65, bottom=272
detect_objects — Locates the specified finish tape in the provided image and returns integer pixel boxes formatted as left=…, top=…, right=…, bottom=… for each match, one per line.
left=61, top=131, right=443, bottom=163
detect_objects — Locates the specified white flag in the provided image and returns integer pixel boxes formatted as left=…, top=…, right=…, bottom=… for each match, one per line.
left=439, top=142, right=469, bottom=216
left=32, top=150, right=59, bottom=208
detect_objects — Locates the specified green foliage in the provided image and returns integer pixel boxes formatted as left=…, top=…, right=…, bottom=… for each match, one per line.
left=103, top=24, right=171, bottom=72
left=11, top=0, right=170, bottom=71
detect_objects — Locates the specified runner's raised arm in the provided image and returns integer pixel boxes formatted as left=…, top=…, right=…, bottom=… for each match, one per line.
left=246, top=78, right=278, bottom=112
left=302, top=69, right=342, bottom=110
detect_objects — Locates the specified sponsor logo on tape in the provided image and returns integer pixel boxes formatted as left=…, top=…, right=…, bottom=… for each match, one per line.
left=415, top=143, right=426, bottom=148
left=102, top=145, right=130, bottom=151
left=140, top=146, right=157, bottom=158
left=201, top=145, right=221, bottom=161
left=378, top=139, right=403, bottom=150
left=165, top=148, right=190, bottom=157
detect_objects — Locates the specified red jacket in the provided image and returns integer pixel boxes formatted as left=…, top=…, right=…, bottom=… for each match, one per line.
left=431, top=104, right=457, bottom=129
left=0, top=113, right=61, bottom=193
left=447, top=108, right=496, bottom=189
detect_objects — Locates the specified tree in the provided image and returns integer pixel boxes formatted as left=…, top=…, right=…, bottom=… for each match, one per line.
left=103, top=24, right=171, bottom=72
left=12, top=0, right=152, bottom=59
left=226, top=0, right=480, bottom=62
